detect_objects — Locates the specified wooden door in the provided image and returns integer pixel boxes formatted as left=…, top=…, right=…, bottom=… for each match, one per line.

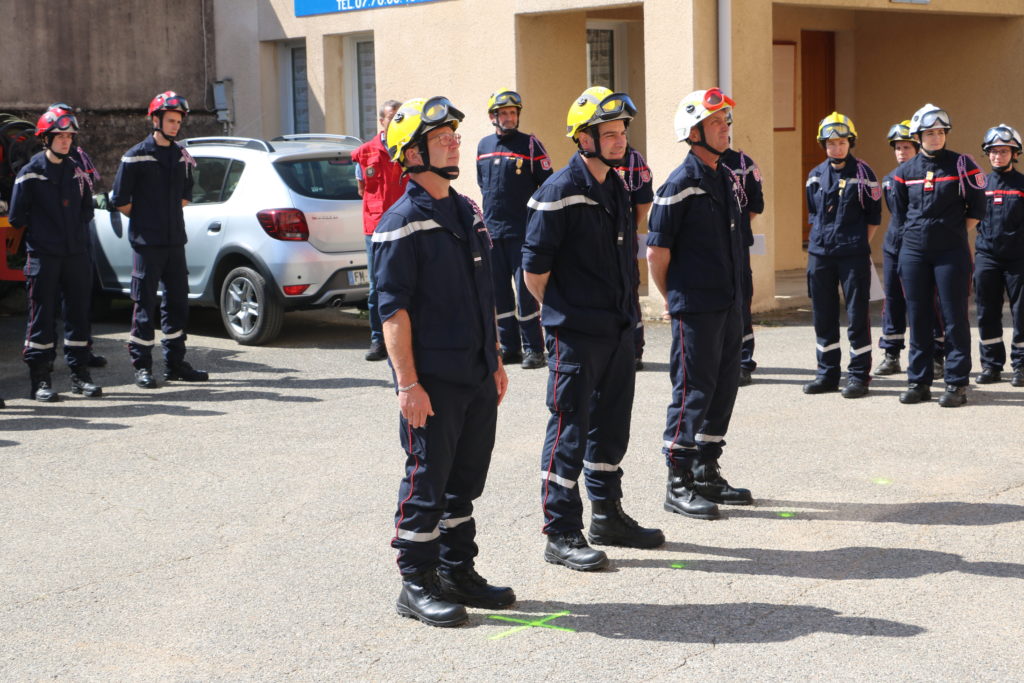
left=800, top=30, right=835, bottom=243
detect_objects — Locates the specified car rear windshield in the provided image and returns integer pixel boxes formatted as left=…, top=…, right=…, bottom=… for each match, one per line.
left=274, top=157, right=361, bottom=200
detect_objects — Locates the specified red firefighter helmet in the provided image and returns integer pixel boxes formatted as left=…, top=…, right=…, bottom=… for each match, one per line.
left=148, top=91, right=190, bottom=118
left=35, top=105, right=79, bottom=137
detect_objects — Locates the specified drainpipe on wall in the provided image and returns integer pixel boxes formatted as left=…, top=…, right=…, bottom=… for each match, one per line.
left=718, top=0, right=732, bottom=94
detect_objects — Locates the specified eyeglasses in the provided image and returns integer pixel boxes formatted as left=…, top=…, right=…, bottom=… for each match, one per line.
left=491, top=91, right=522, bottom=108
left=703, top=88, right=736, bottom=112
left=427, top=131, right=461, bottom=148
left=916, top=109, right=950, bottom=131
left=422, top=96, right=465, bottom=126
left=596, top=92, right=638, bottom=120
left=820, top=123, right=853, bottom=139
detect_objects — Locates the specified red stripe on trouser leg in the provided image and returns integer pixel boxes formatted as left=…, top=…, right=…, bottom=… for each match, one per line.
left=393, top=420, right=419, bottom=570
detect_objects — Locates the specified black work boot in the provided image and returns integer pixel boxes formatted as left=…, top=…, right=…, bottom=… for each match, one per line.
left=544, top=530, right=609, bottom=571
left=899, top=383, right=931, bottom=404
left=873, top=352, right=901, bottom=376
left=802, top=377, right=839, bottom=394
left=588, top=499, right=665, bottom=549
left=135, top=367, right=158, bottom=389
left=364, top=341, right=387, bottom=361
left=976, top=367, right=1002, bottom=385
left=692, top=456, right=754, bottom=505
left=70, top=369, right=103, bottom=397
left=500, top=347, right=523, bottom=365
left=164, top=361, right=209, bottom=382
left=28, top=372, right=58, bottom=402
left=738, top=368, right=753, bottom=386
left=664, top=466, right=720, bottom=520
left=938, top=385, right=967, bottom=408
left=436, top=566, right=515, bottom=609
left=396, top=571, right=468, bottom=627
left=521, top=351, right=546, bottom=370
left=841, top=378, right=869, bottom=399
left=1012, top=369, right=1024, bottom=387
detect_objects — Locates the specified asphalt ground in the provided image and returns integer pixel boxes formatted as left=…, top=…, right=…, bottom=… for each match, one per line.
left=1, top=292, right=1022, bottom=681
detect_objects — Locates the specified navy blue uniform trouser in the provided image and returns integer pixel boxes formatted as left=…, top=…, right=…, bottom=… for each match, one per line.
left=880, top=249, right=946, bottom=358
left=974, top=250, right=1024, bottom=371
left=491, top=237, right=543, bottom=354
left=898, top=246, right=972, bottom=387
left=129, top=246, right=190, bottom=370
left=392, top=373, right=497, bottom=577
left=540, top=326, right=633, bottom=535
left=364, top=234, right=383, bottom=346
left=740, top=248, right=756, bottom=371
left=807, top=253, right=873, bottom=383
left=22, top=252, right=92, bottom=371
left=662, top=306, right=741, bottom=468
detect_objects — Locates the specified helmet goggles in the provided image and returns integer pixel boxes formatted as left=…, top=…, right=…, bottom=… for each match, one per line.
left=984, top=127, right=1016, bottom=145
left=982, top=125, right=1022, bottom=152
left=491, top=91, right=522, bottom=109
left=422, top=96, right=464, bottom=128
left=596, top=92, right=638, bottom=122
left=820, top=122, right=853, bottom=140
left=48, top=113, right=78, bottom=132
left=887, top=122, right=911, bottom=141
left=161, top=95, right=190, bottom=113
left=917, top=109, right=950, bottom=131
left=702, top=88, right=735, bottom=112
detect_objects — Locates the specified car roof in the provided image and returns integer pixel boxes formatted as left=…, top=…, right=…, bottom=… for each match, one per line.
left=182, top=135, right=361, bottom=161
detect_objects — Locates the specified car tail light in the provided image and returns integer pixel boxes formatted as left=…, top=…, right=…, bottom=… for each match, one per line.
left=257, top=209, right=309, bottom=241
left=282, top=284, right=310, bottom=296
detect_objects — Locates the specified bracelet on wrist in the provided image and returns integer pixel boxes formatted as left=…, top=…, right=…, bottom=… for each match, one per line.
left=398, top=381, right=419, bottom=392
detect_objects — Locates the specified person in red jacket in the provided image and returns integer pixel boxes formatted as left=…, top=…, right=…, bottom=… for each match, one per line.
left=353, top=100, right=409, bottom=361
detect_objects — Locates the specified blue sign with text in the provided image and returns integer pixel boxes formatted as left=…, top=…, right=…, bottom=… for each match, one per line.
left=295, top=0, right=444, bottom=16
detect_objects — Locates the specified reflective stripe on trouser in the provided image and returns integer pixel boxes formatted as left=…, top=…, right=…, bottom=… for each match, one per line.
left=392, top=374, right=497, bottom=576
left=129, top=246, right=190, bottom=370
left=540, top=327, right=632, bottom=535
left=899, top=246, right=972, bottom=386
left=807, top=253, right=873, bottom=383
left=22, top=252, right=93, bottom=370
left=662, top=306, right=742, bottom=468
left=491, top=237, right=544, bottom=354
left=974, top=250, right=1024, bottom=370
left=740, top=248, right=756, bottom=370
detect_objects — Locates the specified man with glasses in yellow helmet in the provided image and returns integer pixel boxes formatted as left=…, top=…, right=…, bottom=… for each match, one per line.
left=877, top=121, right=947, bottom=378
left=802, top=112, right=881, bottom=399
left=476, top=89, right=553, bottom=369
left=523, top=85, right=664, bottom=572
left=892, top=104, right=986, bottom=407
left=373, top=97, right=513, bottom=627
left=647, top=88, right=751, bottom=522
left=974, top=124, right=1024, bottom=388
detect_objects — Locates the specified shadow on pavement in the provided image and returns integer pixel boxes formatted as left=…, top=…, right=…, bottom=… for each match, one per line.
left=475, top=599, right=924, bottom=642
left=618, top=543, right=1024, bottom=580
left=726, top=499, right=1024, bottom=526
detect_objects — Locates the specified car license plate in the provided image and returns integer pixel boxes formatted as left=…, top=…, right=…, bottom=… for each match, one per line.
left=348, top=268, right=369, bottom=286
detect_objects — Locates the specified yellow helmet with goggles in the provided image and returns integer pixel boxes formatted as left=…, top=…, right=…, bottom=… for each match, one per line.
left=817, top=112, right=857, bottom=147
left=487, top=89, right=522, bottom=113
left=565, top=86, right=636, bottom=141
left=887, top=120, right=916, bottom=148
left=386, top=96, right=465, bottom=172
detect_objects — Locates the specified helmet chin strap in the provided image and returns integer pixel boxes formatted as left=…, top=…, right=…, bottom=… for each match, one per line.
left=691, top=123, right=726, bottom=158
left=153, top=113, right=178, bottom=142
left=43, top=135, right=71, bottom=160
left=829, top=154, right=852, bottom=167
left=406, top=140, right=460, bottom=180
left=578, top=128, right=625, bottom=168
left=492, top=116, right=518, bottom=136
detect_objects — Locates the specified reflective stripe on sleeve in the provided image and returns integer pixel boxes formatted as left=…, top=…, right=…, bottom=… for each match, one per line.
left=653, top=186, right=706, bottom=206
left=527, top=195, right=599, bottom=211
left=371, top=219, right=443, bottom=243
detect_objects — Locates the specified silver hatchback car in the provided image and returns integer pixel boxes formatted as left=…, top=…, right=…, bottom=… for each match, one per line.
left=91, top=135, right=370, bottom=345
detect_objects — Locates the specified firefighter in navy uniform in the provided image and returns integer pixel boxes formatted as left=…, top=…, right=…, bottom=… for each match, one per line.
left=974, top=124, right=1024, bottom=387
left=647, top=88, right=751, bottom=522
left=374, top=97, right=514, bottom=628
left=476, top=89, right=552, bottom=369
left=524, top=86, right=664, bottom=572
left=8, top=105, right=102, bottom=401
left=802, top=113, right=881, bottom=399
left=892, top=104, right=986, bottom=407
left=720, top=146, right=765, bottom=386
left=613, top=147, right=654, bottom=370
left=112, top=91, right=208, bottom=389
left=875, top=121, right=947, bottom=378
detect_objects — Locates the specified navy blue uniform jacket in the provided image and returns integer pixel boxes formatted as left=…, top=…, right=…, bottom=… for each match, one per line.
left=977, top=168, right=1024, bottom=260
left=111, top=136, right=194, bottom=247
left=9, top=151, right=94, bottom=256
left=805, top=156, right=881, bottom=257
left=647, top=153, right=745, bottom=314
left=881, top=170, right=904, bottom=257
left=892, top=148, right=986, bottom=252
left=523, top=153, right=636, bottom=337
left=372, top=181, right=498, bottom=387
left=476, top=130, right=553, bottom=239
left=721, top=149, right=765, bottom=248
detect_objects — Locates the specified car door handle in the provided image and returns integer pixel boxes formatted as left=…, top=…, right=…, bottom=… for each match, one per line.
left=207, top=221, right=222, bottom=233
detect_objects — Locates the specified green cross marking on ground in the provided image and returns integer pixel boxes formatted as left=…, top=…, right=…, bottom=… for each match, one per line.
left=777, top=511, right=796, bottom=518
left=487, top=610, right=575, bottom=640
left=671, top=562, right=687, bottom=569
left=873, top=477, right=893, bottom=485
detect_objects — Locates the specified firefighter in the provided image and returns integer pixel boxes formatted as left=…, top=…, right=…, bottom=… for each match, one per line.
left=476, top=89, right=552, bottom=369
left=974, top=124, right=1024, bottom=387
left=801, top=113, right=881, bottom=399
left=111, top=91, right=208, bottom=389
left=8, top=105, right=102, bottom=401
left=892, top=104, right=986, bottom=407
